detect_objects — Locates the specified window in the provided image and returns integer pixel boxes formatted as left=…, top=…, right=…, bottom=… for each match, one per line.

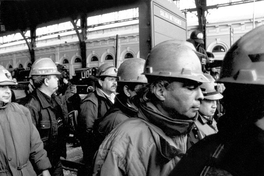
left=8, top=65, right=13, bottom=69
left=75, top=57, right=82, bottom=63
left=212, top=45, right=226, bottom=52
left=63, top=59, right=69, bottom=64
left=91, top=56, right=99, bottom=62
left=105, top=55, right=113, bottom=60
left=124, top=52, right=134, bottom=59
left=18, top=64, right=23, bottom=69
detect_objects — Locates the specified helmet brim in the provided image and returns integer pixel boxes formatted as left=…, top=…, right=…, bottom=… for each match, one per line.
left=204, top=93, right=223, bottom=100
left=144, top=73, right=210, bottom=83
left=0, top=81, right=18, bottom=86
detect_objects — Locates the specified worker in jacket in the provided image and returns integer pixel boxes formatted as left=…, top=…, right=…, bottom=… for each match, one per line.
left=0, top=65, right=51, bottom=176
left=190, top=73, right=223, bottom=144
left=96, top=58, right=148, bottom=144
left=169, top=24, right=264, bottom=176
left=78, top=62, right=117, bottom=174
left=25, top=58, right=67, bottom=176
left=92, top=40, right=209, bottom=176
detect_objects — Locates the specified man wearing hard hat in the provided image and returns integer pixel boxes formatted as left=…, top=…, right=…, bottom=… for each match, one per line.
left=78, top=62, right=118, bottom=174
left=25, top=58, right=67, bottom=176
left=169, top=24, right=264, bottom=176
left=93, top=40, right=209, bottom=176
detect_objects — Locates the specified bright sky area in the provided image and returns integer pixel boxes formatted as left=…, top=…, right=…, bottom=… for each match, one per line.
left=180, top=0, right=264, bottom=25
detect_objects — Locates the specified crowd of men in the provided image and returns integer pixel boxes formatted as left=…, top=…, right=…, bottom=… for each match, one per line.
left=0, top=24, right=264, bottom=176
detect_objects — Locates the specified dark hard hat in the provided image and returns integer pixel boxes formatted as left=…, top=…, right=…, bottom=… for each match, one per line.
left=190, top=30, right=204, bottom=44
left=218, top=25, right=264, bottom=85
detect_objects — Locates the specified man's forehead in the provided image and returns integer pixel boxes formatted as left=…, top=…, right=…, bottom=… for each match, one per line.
left=171, top=78, right=202, bottom=86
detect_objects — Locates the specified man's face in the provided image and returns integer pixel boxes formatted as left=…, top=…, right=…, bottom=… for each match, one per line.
left=46, top=75, right=59, bottom=94
left=199, top=99, right=217, bottom=117
left=0, top=86, right=11, bottom=103
left=162, top=80, right=204, bottom=119
left=100, top=77, right=117, bottom=95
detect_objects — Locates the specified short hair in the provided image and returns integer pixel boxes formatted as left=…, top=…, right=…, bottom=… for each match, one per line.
left=32, top=75, right=52, bottom=88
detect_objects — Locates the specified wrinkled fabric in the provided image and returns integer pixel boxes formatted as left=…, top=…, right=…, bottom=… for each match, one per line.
left=169, top=124, right=264, bottom=176
left=0, top=103, right=51, bottom=176
left=93, top=98, right=194, bottom=176
left=78, top=87, right=114, bottom=167
left=25, top=89, right=66, bottom=175
left=97, top=95, right=138, bottom=138
left=138, top=93, right=196, bottom=136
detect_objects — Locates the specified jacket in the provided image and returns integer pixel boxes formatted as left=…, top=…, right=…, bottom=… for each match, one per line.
left=169, top=124, right=264, bottom=176
left=93, top=97, right=195, bottom=176
left=0, top=103, right=51, bottom=176
left=78, top=87, right=114, bottom=166
left=25, top=89, right=67, bottom=166
left=189, top=113, right=218, bottom=145
left=97, top=94, right=139, bottom=139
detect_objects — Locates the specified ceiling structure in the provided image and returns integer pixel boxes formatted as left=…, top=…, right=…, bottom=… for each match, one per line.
left=0, top=0, right=138, bottom=36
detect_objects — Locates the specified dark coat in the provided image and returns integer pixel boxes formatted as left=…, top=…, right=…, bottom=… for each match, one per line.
left=77, top=87, right=114, bottom=166
left=169, top=124, right=264, bottom=176
left=25, top=89, right=67, bottom=167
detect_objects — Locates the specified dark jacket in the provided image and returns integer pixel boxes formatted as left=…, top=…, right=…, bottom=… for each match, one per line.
left=25, top=89, right=67, bottom=167
left=169, top=124, right=264, bottom=176
left=97, top=94, right=139, bottom=139
left=0, top=103, right=51, bottom=176
left=78, top=87, right=114, bottom=166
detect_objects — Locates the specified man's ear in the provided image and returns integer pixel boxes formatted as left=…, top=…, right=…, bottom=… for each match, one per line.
left=123, top=85, right=131, bottom=97
left=153, top=84, right=166, bottom=101
left=44, top=77, right=49, bottom=86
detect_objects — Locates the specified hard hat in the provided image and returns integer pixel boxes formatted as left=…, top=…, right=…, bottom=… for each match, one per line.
left=218, top=25, right=264, bottom=85
left=118, top=58, right=147, bottom=83
left=143, top=40, right=209, bottom=83
left=190, top=30, right=204, bottom=44
left=0, top=65, right=17, bottom=86
left=96, top=63, right=117, bottom=77
left=201, top=73, right=223, bottom=100
left=30, top=58, right=61, bottom=76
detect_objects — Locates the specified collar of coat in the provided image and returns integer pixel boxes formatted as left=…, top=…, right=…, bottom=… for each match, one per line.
left=137, top=91, right=196, bottom=137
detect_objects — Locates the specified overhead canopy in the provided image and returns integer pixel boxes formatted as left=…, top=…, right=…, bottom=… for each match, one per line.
left=0, top=0, right=139, bottom=36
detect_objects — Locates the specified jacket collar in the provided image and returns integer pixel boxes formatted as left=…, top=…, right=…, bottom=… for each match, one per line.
left=35, top=89, right=52, bottom=109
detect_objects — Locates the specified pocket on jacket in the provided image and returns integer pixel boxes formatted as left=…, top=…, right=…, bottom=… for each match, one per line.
left=39, top=121, right=51, bottom=144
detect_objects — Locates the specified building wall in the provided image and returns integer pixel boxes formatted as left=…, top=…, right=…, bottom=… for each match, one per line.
left=1, top=16, right=264, bottom=78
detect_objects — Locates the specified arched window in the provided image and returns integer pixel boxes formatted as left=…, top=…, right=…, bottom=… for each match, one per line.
left=75, top=57, right=82, bottom=63
left=105, top=55, right=114, bottom=60
left=124, top=52, right=134, bottom=59
left=212, top=45, right=226, bottom=52
left=18, top=64, right=23, bottom=69
left=8, top=65, right=13, bottom=69
left=63, top=59, right=69, bottom=64
left=91, top=56, right=99, bottom=62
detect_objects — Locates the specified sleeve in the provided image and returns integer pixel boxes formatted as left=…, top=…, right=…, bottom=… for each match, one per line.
left=25, top=102, right=40, bottom=126
left=93, top=150, right=124, bottom=176
left=79, top=100, right=98, bottom=133
left=23, top=106, right=52, bottom=173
